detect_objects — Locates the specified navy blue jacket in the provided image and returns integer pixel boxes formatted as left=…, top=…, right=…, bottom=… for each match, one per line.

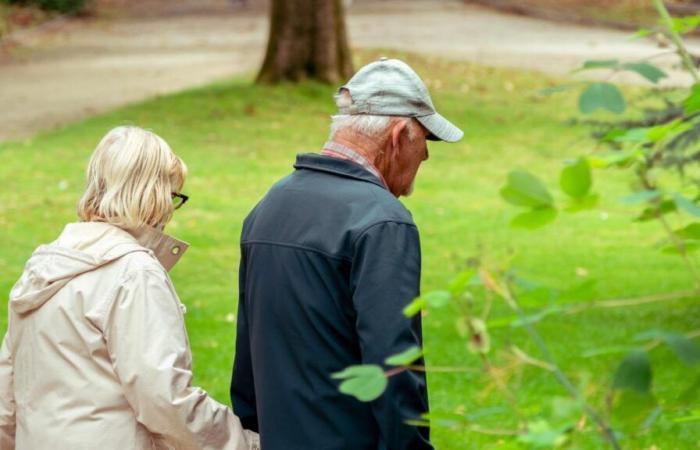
left=230, top=154, right=432, bottom=450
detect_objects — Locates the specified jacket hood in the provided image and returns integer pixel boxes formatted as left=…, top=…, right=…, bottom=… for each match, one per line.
left=9, top=222, right=186, bottom=314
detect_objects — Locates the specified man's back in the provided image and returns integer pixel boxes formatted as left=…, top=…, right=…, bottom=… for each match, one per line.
left=231, top=154, right=432, bottom=450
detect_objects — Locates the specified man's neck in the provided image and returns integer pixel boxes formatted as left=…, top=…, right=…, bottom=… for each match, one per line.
left=331, top=134, right=382, bottom=166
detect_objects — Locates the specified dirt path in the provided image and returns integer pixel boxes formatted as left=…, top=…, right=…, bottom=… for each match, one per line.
left=2, top=0, right=699, bottom=142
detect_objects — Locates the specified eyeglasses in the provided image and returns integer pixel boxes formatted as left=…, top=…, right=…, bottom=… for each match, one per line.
left=172, top=192, right=189, bottom=210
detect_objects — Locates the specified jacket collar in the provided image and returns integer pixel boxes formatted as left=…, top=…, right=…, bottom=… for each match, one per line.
left=293, top=153, right=388, bottom=190
left=127, top=226, right=189, bottom=272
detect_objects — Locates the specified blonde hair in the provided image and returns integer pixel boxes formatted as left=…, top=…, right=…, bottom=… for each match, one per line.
left=78, top=126, right=187, bottom=229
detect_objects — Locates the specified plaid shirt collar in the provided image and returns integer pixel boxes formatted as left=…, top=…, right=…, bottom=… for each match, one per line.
left=321, top=141, right=387, bottom=187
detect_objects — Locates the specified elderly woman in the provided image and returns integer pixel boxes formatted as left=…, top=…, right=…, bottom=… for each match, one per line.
left=0, top=127, right=259, bottom=450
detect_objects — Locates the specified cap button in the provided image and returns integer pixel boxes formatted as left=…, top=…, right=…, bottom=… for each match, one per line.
left=379, top=56, right=388, bottom=61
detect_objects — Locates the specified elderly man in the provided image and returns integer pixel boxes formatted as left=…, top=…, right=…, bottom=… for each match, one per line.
left=230, top=58, right=463, bottom=450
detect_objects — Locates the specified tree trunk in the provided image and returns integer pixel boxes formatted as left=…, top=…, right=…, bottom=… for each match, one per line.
left=256, top=0, right=353, bottom=84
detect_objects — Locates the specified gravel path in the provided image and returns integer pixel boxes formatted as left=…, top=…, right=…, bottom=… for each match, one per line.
left=1, top=0, right=698, bottom=141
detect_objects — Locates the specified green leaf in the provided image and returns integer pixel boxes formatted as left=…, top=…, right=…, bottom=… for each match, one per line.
left=660, top=241, right=700, bottom=255
left=423, top=290, right=451, bottom=308
left=500, top=170, right=554, bottom=208
left=600, top=128, right=628, bottom=142
left=403, top=297, right=425, bottom=317
left=620, top=190, right=661, bottom=205
left=402, top=291, right=450, bottom=317
left=684, top=82, right=700, bottom=115
left=511, top=306, right=562, bottom=328
left=671, top=15, right=700, bottom=34
left=665, top=333, right=700, bottom=366
left=332, top=365, right=387, bottom=402
left=633, top=329, right=666, bottom=341
left=662, top=224, right=700, bottom=253
left=611, top=390, right=658, bottom=432
left=630, top=28, right=652, bottom=39
left=564, top=193, right=599, bottom=213
left=635, top=199, right=677, bottom=222
left=673, top=193, right=700, bottom=217
left=510, top=207, right=558, bottom=229
left=675, top=222, right=700, bottom=240
left=646, top=120, right=692, bottom=143
left=579, top=82, right=626, bottom=114
left=637, top=330, right=700, bottom=365
left=385, top=346, right=423, bottom=366
left=620, top=62, right=667, bottom=84
left=674, top=410, right=700, bottom=423
left=447, top=270, right=476, bottom=297
left=579, top=59, right=619, bottom=70
left=613, top=350, right=652, bottom=393
left=517, top=419, right=570, bottom=448
left=612, top=127, right=650, bottom=143
left=560, top=157, right=592, bottom=199
left=589, top=149, right=642, bottom=168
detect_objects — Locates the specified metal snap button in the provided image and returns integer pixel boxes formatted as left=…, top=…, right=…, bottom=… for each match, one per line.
left=171, top=246, right=181, bottom=255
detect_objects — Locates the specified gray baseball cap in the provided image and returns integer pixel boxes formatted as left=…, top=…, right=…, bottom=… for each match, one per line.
left=335, top=57, right=464, bottom=142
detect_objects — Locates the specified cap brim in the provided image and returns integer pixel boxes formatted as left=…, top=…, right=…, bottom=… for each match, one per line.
left=416, top=112, right=464, bottom=143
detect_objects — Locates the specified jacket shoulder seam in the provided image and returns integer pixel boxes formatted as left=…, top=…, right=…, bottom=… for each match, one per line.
left=351, top=220, right=418, bottom=248
left=241, top=240, right=352, bottom=262
left=92, top=267, right=168, bottom=330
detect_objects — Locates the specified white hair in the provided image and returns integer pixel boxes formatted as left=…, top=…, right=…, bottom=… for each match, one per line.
left=78, top=126, right=187, bottom=229
left=329, top=90, right=418, bottom=141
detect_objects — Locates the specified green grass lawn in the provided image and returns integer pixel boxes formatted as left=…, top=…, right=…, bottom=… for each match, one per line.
left=1, top=51, right=699, bottom=448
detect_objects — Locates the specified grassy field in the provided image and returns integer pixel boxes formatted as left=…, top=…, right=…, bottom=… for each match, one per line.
left=1, top=51, right=699, bottom=448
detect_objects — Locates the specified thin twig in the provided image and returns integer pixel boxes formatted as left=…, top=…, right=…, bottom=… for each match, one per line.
left=405, top=365, right=479, bottom=374
left=643, top=329, right=700, bottom=352
left=636, top=168, right=700, bottom=288
left=653, top=0, right=700, bottom=82
left=510, top=345, right=556, bottom=371
left=639, top=50, right=682, bottom=62
left=454, top=279, right=524, bottom=421
left=566, top=289, right=700, bottom=313
left=480, top=354, right=522, bottom=420
left=385, top=367, right=407, bottom=378
left=462, top=425, right=520, bottom=436
left=657, top=211, right=700, bottom=288
left=485, top=271, right=622, bottom=450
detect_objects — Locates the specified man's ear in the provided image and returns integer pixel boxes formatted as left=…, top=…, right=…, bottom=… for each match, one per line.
left=389, top=119, right=408, bottom=161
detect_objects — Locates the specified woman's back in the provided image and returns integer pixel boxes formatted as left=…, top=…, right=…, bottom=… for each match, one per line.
left=0, top=127, right=258, bottom=450
left=7, top=222, right=171, bottom=449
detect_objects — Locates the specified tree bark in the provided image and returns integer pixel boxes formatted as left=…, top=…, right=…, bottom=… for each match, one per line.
left=256, top=0, right=353, bottom=84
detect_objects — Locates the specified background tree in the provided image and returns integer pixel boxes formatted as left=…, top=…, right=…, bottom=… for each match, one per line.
left=256, top=0, right=353, bottom=84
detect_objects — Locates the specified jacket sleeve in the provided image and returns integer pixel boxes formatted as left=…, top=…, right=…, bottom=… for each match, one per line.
left=0, top=331, right=15, bottom=449
left=230, top=246, right=258, bottom=431
left=102, top=268, right=259, bottom=450
left=350, top=221, right=433, bottom=450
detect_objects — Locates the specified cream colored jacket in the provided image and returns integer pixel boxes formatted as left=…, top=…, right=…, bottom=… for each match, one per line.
left=0, top=222, right=259, bottom=450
